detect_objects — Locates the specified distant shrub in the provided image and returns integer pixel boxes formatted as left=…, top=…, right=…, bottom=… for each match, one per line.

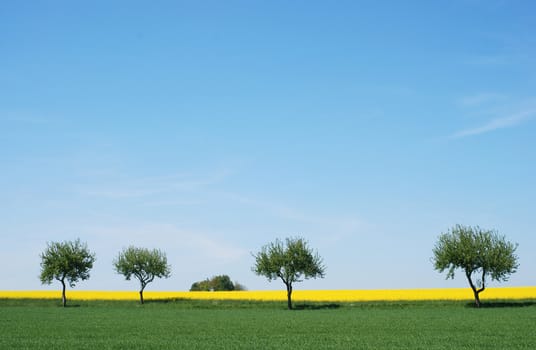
left=233, top=281, right=247, bottom=291
left=190, top=275, right=246, bottom=291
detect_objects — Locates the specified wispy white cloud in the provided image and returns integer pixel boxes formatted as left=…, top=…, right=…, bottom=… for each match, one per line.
left=77, top=170, right=231, bottom=199
left=451, top=109, right=536, bottom=138
left=85, top=223, right=247, bottom=262
left=458, top=93, right=506, bottom=107
left=222, top=192, right=366, bottom=237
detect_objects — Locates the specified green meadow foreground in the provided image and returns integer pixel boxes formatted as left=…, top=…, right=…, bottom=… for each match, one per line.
left=1, top=299, right=535, bottom=349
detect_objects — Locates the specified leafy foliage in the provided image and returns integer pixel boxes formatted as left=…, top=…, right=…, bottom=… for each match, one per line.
left=113, top=246, right=171, bottom=304
left=253, top=237, right=325, bottom=309
left=432, top=224, right=519, bottom=307
left=190, top=279, right=211, bottom=291
left=39, top=239, right=96, bottom=307
left=233, top=281, right=247, bottom=291
left=190, top=275, right=245, bottom=291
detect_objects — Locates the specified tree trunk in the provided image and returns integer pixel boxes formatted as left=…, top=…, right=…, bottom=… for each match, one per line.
left=472, top=288, right=481, bottom=308
left=465, top=271, right=484, bottom=308
left=139, top=282, right=147, bottom=305
left=61, top=280, right=67, bottom=308
left=286, top=283, right=293, bottom=310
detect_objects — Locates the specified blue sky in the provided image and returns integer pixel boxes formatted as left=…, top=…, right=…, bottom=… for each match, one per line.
left=1, top=1, right=535, bottom=292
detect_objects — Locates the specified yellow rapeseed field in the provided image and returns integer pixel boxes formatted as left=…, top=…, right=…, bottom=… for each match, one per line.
left=1, top=287, right=535, bottom=302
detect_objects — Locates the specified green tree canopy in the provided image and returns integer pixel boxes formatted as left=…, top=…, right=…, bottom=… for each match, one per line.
left=39, top=239, right=96, bottom=307
left=253, top=237, right=325, bottom=309
left=432, top=224, right=519, bottom=307
left=113, top=246, right=171, bottom=304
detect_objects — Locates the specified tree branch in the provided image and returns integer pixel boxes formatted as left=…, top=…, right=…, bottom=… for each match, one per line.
left=477, top=268, right=486, bottom=293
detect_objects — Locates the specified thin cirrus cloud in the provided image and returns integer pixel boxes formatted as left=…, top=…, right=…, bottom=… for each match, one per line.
left=458, top=93, right=506, bottom=107
left=77, top=171, right=231, bottom=199
left=451, top=109, right=536, bottom=138
left=86, top=223, right=248, bottom=262
left=222, top=192, right=366, bottom=237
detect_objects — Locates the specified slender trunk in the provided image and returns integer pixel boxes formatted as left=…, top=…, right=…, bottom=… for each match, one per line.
left=139, top=283, right=146, bottom=305
left=286, top=283, right=293, bottom=310
left=465, top=271, right=483, bottom=308
left=61, top=279, right=67, bottom=308
left=473, top=289, right=481, bottom=308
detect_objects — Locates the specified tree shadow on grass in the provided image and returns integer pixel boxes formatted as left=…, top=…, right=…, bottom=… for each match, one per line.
left=293, top=303, right=341, bottom=310
left=144, top=298, right=177, bottom=304
left=465, top=301, right=536, bottom=309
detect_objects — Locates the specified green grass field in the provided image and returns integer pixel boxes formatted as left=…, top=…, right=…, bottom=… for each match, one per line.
left=1, top=299, right=535, bottom=349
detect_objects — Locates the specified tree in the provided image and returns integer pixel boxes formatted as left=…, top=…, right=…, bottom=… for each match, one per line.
left=233, top=281, right=247, bottom=291
left=211, top=274, right=235, bottom=291
left=190, top=279, right=211, bottom=291
left=39, top=239, right=96, bottom=307
left=253, top=237, right=325, bottom=309
left=189, top=275, right=245, bottom=291
left=432, top=224, right=519, bottom=307
left=113, top=246, right=171, bottom=304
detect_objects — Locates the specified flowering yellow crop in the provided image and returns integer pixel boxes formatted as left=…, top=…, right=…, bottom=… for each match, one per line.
left=1, top=287, right=535, bottom=302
